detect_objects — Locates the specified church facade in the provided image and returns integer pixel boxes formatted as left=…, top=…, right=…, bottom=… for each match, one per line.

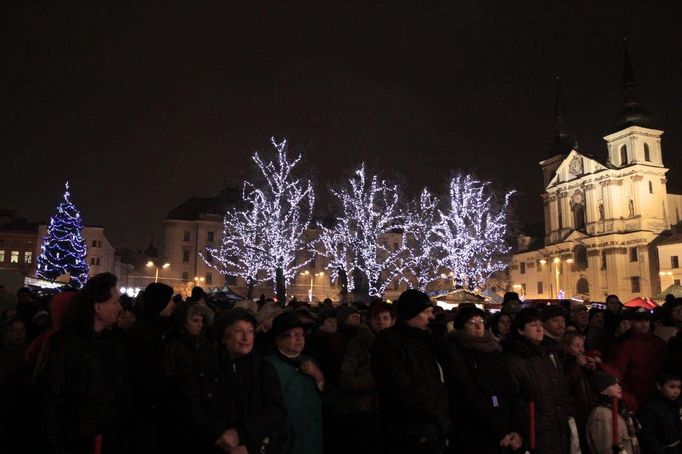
left=510, top=46, right=682, bottom=302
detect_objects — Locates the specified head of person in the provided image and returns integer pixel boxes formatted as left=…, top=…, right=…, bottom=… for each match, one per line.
left=632, top=309, right=652, bottom=334
left=272, top=311, right=306, bottom=356
left=191, top=286, right=207, bottom=305
left=588, top=308, right=606, bottom=330
left=570, top=305, right=589, bottom=329
left=656, top=372, right=682, bottom=401
left=562, top=331, right=585, bottom=357
left=3, top=318, right=26, bottom=346
left=541, top=305, right=567, bottom=338
left=317, top=309, right=338, bottom=334
left=143, top=283, right=175, bottom=319
left=338, top=305, right=362, bottom=328
left=605, top=294, right=622, bottom=314
left=395, top=289, right=434, bottom=330
left=590, top=371, right=621, bottom=399
left=454, top=305, right=486, bottom=338
left=616, top=315, right=633, bottom=336
left=501, top=292, right=522, bottom=319
left=215, top=308, right=256, bottom=358
left=16, top=287, right=31, bottom=305
left=663, top=299, right=682, bottom=326
left=512, top=308, right=544, bottom=344
left=368, top=301, right=396, bottom=333
left=62, top=272, right=121, bottom=335
left=185, top=304, right=206, bottom=336
left=489, top=312, right=512, bottom=338
left=255, top=302, right=284, bottom=333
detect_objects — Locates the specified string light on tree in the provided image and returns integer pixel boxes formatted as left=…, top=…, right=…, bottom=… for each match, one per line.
left=402, top=188, right=441, bottom=291
left=433, top=174, right=514, bottom=289
left=36, top=182, right=89, bottom=288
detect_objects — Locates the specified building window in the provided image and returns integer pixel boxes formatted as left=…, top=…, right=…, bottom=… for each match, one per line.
left=91, top=240, right=102, bottom=248
left=620, top=145, right=628, bottom=165
left=182, top=250, right=190, bottom=262
left=182, top=271, right=189, bottom=281
left=575, top=245, right=589, bottom=270
left=520, top=262, right=526, bottom=274
left=183, top=231, right=191, bottom=242
left=675, top=279, right=681, bottom=286
left=672, top=256, right=679, bottom=269
left=24, top=252, right=32, bottom=263
left=574, top=205, right=586, bottom=230
left=537, top=260, right=543, bottom=272
left=10, top=251, right=19, bottom=263
left=629, top=247, right=638, bottom=262
left=205, top=252, right=212, bottom=264
left=537, top=281, right=544, bottom=295
left=0, top=250, right=4, bottom=262
left=226, top=275, right=237, bottom=285
left=205, top=272, right=213, bottom=285
left=631, top=276, right=640, bottom=293
left=628, top=200, right=635, bottom=218
left=644, top=143, right=651, bottom=161
left=599, top=203, right=605, bottom=221
left=601, top=250, right=607, bottom=270
left=649, top=181, right=654, bottom=194
left=90, top=257, right=100, bottom=265
left=207, top=231, right=214, bottom=242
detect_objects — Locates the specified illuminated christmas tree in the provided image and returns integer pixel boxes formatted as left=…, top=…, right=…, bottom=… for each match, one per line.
left=36, top=182, right=89, bottom=288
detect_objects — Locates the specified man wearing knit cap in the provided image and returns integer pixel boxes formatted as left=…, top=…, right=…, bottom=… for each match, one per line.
left=371, top=289, right=450, bottom=453
left=541, top=304, right=567, bottom=347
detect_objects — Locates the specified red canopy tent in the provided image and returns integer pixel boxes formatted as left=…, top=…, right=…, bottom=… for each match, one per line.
left=624, top=297, right=657, bottom=309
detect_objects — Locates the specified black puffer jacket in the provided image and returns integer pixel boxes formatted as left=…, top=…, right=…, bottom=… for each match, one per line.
left=448, top=332, right=524, bottom=453
left=637, top=393, right=682, bottom=454
left=188, top=349, right=286, bottom=454
left=39, top=329, right=133, bottom=454
left=504, top=337, right=571, bottom=454
left=371, top=324, right=450, bottom=453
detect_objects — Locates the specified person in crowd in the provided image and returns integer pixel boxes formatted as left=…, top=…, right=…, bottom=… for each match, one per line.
left=604, top=294, right=624, bottom=336
left=585, top=308, right=609, bottom=355
left=24, top=291, right=75, bottom=370
left=39, top=273, right=133, bottom=454
left=267, top=311, right=325, bottom=454
left=654, top=298, right=682, bottom=342
left=15, top=287, right=38, bottom=329
left=569, top=305, right=590, bottom=334
left=501, top=292, right=522, bottom=320
left=371, top=289, right=451, bottom=454
left=234, top=298, right=259, bottom=315
left=305, top=309, right=339, bottom=382
left=586, top=371, right=640, bottom=454
left=605, top=308, right=667, bottom=410
left=336, top=301, right=395, bottom=453
left=125, top=282, right=176, bottom=453
left=560, top=331, right=596, bottom=452
left=189, top=308, right=285, bottom=454
left=253, top=302, right=284, bottom=358
left=488, top=311, right=512, bottom=343
left=448, top=305, right=523, bottom=453
left=637, top=371, right=682, bottom=454
left=504, top=307, right=571, bottom=454
left=542, top=304, right=567, bottom=348
left=191, top=286, right=209, bottom=307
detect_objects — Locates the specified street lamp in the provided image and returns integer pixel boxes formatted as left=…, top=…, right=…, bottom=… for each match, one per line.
left=146, top=261, right=170, bottom=283
left=301, top=270, right=325, bottom=302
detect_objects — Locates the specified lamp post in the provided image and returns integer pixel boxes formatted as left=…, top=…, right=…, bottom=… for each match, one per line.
left=301, top=270, right=325, bottom=302
left=146, top=261, right=170, bottom=283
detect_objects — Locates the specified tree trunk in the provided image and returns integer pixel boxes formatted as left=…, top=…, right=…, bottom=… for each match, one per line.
left=275, top=267, right=286, bottom=304
left=338, top=268, right=348, bottom=304
left=246, top=280, right=255, bottom=299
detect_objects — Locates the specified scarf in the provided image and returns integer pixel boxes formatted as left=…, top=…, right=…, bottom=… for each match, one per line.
left=594, top=395, right=641, bottom=454
left=450, top=330, right=501, bottom=352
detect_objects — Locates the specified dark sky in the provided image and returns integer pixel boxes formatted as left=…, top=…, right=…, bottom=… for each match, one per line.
left=2, top=1, right=681, bottom=249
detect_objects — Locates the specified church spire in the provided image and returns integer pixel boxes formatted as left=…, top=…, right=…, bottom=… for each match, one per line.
left=549, top=76, right=574, bottom=156
left=615, top=38, right=651, bottom=129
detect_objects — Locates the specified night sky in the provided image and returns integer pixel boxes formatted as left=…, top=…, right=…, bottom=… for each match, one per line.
left=2, top=1, right=681, bottom=249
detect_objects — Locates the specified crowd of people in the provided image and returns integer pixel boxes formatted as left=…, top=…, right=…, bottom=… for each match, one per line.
left=1, top=274, right=682, bottom=454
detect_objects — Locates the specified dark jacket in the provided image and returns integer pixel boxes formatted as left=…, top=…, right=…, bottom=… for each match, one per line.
left=637, top=393, right=682, bottom=454
left=337, top=326, right=377, bottom=415
left=162, top=330, right=212, bottom=393
left=504, top=337, right=571, bottom=454
left=39, top=329, right=133, bottom=454
left=371, top=324, right=450, bottom=453
left=188, top=349, right=286, bottom=454
left=448, top=331, right=524, bottom=454
left=561, top=353, right=594, bottom=453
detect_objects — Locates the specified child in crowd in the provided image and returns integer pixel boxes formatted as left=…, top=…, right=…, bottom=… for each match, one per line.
left=637, top=372, right=682, bottom=454
left=586, top=371, right=641, bottom=454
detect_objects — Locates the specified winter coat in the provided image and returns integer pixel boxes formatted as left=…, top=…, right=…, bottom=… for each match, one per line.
left=605, top=331, right=667, bottom=408
left=336, top=326, right=377, bottom=415
left=504, top=337, right=571, bottom=454
left=162, top=330, right=212, bottom=393
left=188, top=349, right=286, bottom=454
left=266, top=352, right=324, bottom=454
left=586, top=402, right=640, bottom=454
left=24, top=291, right=74, bottom=369
left=637, top=394, right=682, bottom=454
left=562, top=353, right=595, bottom=452
left=448, top=330, right=524, bottom=454
left=39, top=329, right=133, bottom=454
left=371, top=324, right=450, bottom=453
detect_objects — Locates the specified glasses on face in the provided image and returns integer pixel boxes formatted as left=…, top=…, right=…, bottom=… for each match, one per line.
left=466, top=318, right=485, bottom=326
left=282, top=331, right=305, bottom=340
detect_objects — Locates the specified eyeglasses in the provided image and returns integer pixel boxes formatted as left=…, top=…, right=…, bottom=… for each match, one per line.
left=466, top=318, right=485, bottom=326
left=281, top=331, right=305, bottom=340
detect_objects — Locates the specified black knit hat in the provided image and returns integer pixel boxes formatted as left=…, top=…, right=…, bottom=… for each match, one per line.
left=143, top=283, right=174, bottom=318
left=589, top=370, right=618, bottom=394
left=541, top=304, right=566, bottom=322
left=395, top=289, right=432, bottom=321
left=214, top=307, right=257, bottom=341
left=453, top=305, right=485, bottom=330
left=271, top=311, right=306, bottom=338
